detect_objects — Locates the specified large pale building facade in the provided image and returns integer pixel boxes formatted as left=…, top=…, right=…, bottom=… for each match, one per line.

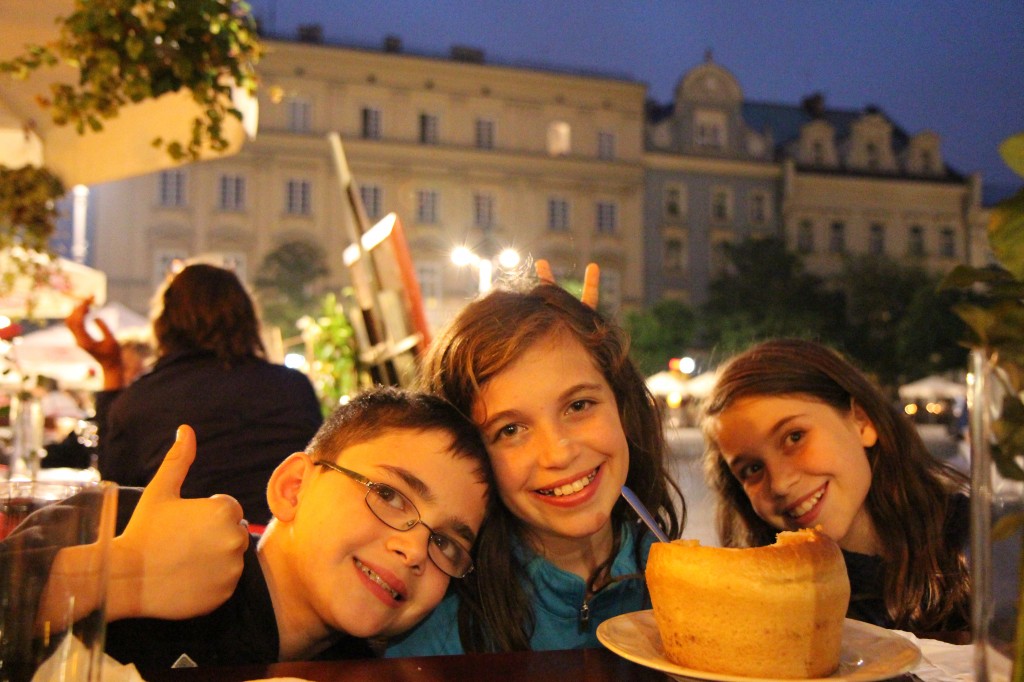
left=86, top=36, right=647, bottom=328
left=79, top=37, right=986, bottom=329
left=644, top=56, right=986, bottom=307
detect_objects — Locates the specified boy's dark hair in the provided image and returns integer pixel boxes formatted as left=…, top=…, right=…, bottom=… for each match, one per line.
left=307, top=387, right=492, bottom=490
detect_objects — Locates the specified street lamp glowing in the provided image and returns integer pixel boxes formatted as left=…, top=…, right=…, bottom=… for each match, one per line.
left=450, top=246, right=478, bottom=267
left=497, top=248, right=521, bottom=269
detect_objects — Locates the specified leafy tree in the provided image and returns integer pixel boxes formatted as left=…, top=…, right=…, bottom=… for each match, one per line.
left=837, top=256, right=966, bottom=386
left=699, top=237, right=844, bottom=355
left=625, top=299, right=697, bottom=375
left=255, top=240, right=330, bottom=334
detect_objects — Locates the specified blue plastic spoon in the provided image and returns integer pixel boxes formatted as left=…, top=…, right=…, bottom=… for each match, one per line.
left=621, top=485, right=670, bottom=542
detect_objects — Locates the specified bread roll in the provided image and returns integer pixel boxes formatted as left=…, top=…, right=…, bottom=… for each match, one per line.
left=646, top=528, right=850, bottom=678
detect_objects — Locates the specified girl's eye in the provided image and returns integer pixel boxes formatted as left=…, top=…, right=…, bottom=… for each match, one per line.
left=567, top=399, right=593, bottom=415
left=494, top=423, right=521, bottom=441
left=736, top=461, right=764, bottom=482
left=785, top=430, right=805, bottom=446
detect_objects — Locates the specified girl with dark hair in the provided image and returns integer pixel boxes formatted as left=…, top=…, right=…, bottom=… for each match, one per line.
left=67, top=261, right=323, bottom=525
left=700, top=338, right=969, bottom=634
left=387, top=281, right=685, bottom=654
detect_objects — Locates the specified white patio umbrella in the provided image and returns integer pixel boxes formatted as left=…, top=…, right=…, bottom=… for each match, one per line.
left=4, top=301, right=147, bottom=389
left=646, top=370, right=688, bottom=397
left=679, top=370, right=719, bottom=399
left=0, top=0, right=258, bottom=187
left=898, top=375, right=966, bottom=402
left=0, top=250, right=106, bottom=319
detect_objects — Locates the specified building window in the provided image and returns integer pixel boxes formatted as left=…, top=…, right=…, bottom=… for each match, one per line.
left=829, top=221, right=846, bottom=254
left=473, top=193, right=494, bottom=229
left=360, top=184, right=382, bottom=220
left=694, top=109, right=726, bottom=149
left=797, top=220, right=814, bottom=254
left=866, top=142, right=880, bottom=171
left=711, top=189, right=731, bottom=222
left=475, top=118, right=495, bottom=149
left=288, top=97, right=311, bottom=133
left=909, top=225, right=925, bottom=256
left=158, top=170, right=187, bottom=207
left=415, top=261, right=441, bottom=305
left=547, top=121, right=571, bottom=156
left=286, top=179, right=312, bottom=215
left=812, top=140, right=825, bottom=165
left=921, top=150, right=934, bottom=174
left=419, top=113, right=438, bottom=144
left=153, top=249, right=187, bottom=287
left=869, top=223, right=885, bottom=256
left=596, top=201, right=617, bottom=235
left=547, top=198, right=570, bottom=232
left=361, top=107, right=382, bottom=140
left=416, top=189, right=438, bottom=224
left=664, top=239, right=684, bottom=272
left=218, top=174, right=246, bottom=212
left=749, top=191, right=768, bottom=224
left=597, top=131, right=616, bottom=160
left=939, top=227, right=956, bottom=258
left=663, top=185, right=686, bottom=220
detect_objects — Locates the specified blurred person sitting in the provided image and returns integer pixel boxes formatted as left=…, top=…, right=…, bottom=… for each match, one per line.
left=66, top=262, right=323, bottom=525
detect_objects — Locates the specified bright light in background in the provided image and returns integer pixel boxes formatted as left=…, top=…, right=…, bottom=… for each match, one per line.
left=904, top=404, right=919, bottom=416
left=678, top=356, right=696, bottom=375
left=666, top=392, right=683, bottom=409
left=0, top=315, right=10, bottom=329
left=450, top=246, right=478, bottom=267
left=284, top=353, right=307, bottom=371
left=497, top=248, right=521, bottom=269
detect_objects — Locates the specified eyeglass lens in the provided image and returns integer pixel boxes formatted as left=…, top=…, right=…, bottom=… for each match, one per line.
left=364, top=483, right=472, bottom=579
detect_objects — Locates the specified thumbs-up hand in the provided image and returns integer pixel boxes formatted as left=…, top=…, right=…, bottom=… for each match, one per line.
left=107, top=425, right=249, bottom=621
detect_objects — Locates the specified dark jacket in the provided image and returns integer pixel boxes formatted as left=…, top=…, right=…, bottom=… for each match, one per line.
left=96, top=350, right=322, bottom=524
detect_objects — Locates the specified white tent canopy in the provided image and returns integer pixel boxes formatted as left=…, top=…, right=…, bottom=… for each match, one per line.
left=646, top=370, right=718, bottom=399
left=0, top=250, right=106, bottom=319
left=4, top=302, right=147, bottom=389
left=898, top=375, right=966, bottom=401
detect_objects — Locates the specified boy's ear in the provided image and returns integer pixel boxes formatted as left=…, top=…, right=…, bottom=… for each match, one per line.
left=850, top=400, right=879, bottom=448
left=267, top=452, right=315, bottom=523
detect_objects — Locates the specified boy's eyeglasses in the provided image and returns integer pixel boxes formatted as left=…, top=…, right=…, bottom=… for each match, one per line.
left=314, top=460, right=474, bottom=579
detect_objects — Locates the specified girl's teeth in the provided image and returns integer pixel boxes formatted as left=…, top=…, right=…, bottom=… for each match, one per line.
left=540, top=469, right=598, bottom=496
left=789, top=489, right=824, bottom=518
left=356, top=559, right=400, bottom=600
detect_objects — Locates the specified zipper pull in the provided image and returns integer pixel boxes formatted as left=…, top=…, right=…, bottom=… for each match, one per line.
left=578, top=600, right=591, bottom=632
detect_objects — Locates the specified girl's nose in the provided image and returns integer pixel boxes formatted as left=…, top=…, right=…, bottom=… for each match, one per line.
left=537, top=428, right=577, bottom=469
left=766, top=458, right=800, bottom=498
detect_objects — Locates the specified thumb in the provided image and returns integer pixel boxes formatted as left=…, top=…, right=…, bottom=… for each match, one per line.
left=143, top=425, right=196, bottom=501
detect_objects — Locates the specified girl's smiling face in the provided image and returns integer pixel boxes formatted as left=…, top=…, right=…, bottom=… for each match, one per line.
left=473, top=332, right=630, bottom=556
left=708, top=394, right=880, bottom=555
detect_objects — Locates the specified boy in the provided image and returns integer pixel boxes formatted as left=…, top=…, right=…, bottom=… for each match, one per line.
left=103, top=387, right=491, bottom=668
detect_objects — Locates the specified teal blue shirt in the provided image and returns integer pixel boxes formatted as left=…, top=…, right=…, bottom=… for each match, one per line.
left=386, top=523, right=656, bottom=656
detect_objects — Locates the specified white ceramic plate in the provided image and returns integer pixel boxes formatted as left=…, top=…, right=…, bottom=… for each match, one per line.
left=596, top=610, right=921, bottom=682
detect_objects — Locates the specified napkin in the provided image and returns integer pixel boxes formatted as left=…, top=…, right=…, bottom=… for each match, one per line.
left=894, top=631, right=979, bottom=682
left=30, top=635, right=144, bottom=682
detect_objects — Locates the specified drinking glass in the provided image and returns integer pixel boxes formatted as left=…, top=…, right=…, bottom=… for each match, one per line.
left=0, top=480, right=117, bottom=682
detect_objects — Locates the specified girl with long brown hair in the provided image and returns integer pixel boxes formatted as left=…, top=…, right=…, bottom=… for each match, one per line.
left=387, top=281, right=685, bottom=654
left=701, top=338, right=969, bottom=633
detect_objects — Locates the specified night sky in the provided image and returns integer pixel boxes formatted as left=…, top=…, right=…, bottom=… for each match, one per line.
left=249, top=0, right=1024, bottom=197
